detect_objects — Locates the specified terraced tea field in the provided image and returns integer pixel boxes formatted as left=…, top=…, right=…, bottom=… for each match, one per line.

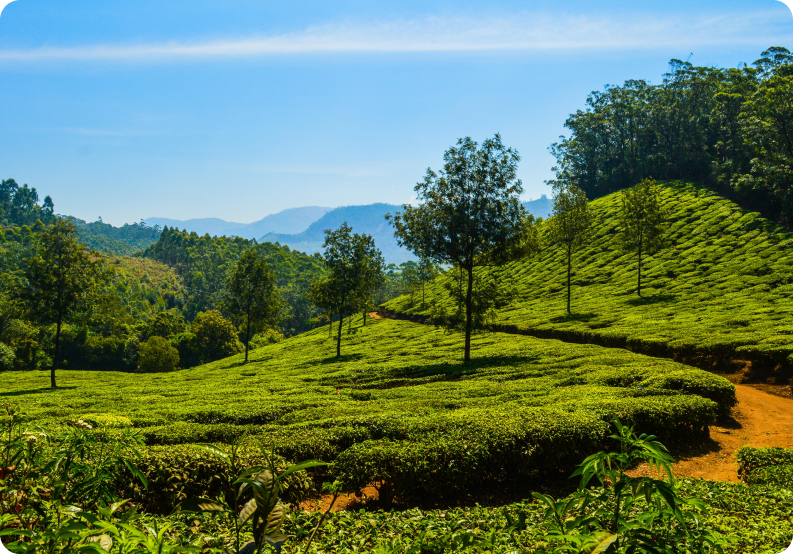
left=3, top=317, right=734, bottom=501
left=384, top=182, right=793, bottom=374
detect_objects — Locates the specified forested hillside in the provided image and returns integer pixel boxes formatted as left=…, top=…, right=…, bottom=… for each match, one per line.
left=385, top=181, right=793, bottom=377
left=71, top=217, right=161, bottom=255
left=549, top=47, right=793, bottom=224
left=142, top=226, right=327, bottom=333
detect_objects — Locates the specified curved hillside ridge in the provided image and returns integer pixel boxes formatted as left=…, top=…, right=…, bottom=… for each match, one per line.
left=383, top=181, right=793, bottom=372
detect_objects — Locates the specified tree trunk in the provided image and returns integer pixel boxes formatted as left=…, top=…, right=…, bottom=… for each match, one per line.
left=422, top=282, right=425, bottom=308
left=567, top=244, right=572, bottom=315
left=52, top=315, right=61, bottom=389
left=637, top=242, right=643, bottom=297
left=362, top=311, right=366, bottom=326
left=336, top=312, right=343, bottom=357
left=329, top=315, right=332, bottom=337
left=464, top=265, right=474, bottom=363
left=244, top=319, right=250, bottom=363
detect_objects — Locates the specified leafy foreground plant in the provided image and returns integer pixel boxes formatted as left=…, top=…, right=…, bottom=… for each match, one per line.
left=533, top=421, right=728, bottom=554
left=174, top=438, right=327, bottom=554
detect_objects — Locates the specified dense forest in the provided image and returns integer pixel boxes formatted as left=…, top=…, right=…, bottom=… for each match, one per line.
left=549, top=47, right=793, bottom=223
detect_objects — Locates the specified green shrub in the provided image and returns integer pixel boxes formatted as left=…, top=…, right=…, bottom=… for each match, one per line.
left=137, top=336, right=180, bottom=372
left=737, top=446, right=793, bottom=481
left=120, top=444, right=314, bottom=513
left=192, top=309, right=243, bottom=363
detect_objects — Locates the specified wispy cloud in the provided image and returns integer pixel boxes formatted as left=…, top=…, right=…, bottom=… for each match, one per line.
left=0, top=11, right=789, bottom=63
left=63, top=127, right=149, bottom=137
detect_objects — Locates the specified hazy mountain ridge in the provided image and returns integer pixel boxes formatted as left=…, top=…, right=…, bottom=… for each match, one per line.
left=145, top=206, right=333, bottom=239
left=143, top=198, right=553, bottom=263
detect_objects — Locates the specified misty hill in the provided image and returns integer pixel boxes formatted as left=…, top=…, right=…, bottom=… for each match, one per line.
left=523, top=195, right=552, bottom=219
left=260, top=203, right=412, bottom=264
left=145, top=206, right=333, bottom=239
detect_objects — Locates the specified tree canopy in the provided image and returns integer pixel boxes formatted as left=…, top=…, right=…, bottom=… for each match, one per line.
left=388, top=134, right=540, bottom=362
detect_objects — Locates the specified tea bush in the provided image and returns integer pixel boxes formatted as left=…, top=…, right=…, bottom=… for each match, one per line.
left=737, top=446, right=793, bottom=487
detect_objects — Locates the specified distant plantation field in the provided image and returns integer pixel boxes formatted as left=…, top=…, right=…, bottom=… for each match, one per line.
left=5, top=317, right=735, bottom=503
left=384, top=182, right=793, bottom=375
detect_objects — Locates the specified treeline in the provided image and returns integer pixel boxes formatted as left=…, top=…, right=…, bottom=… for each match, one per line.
left=550, top=46, right=793, bottom=223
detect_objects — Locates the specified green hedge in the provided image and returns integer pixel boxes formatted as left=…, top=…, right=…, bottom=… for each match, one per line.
left=735, top=446, right=793, bottom=482
left=742, top=464, right=793, bottom=487
left=333, top=408, right=609, bottom=502
left=119, top=445, right=314, bottom=514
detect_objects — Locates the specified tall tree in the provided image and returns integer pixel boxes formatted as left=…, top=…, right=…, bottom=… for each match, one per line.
left=388, top=134, right=540, bottom=362
left=308, top=223, right=384, bottom=357
left=548, top=182, right=593, bottom=314
left=14, top=219, right=107, bottom=388
left=223, top=249, right=282, bottom=363
left=619, top=178, right=668, bottom=296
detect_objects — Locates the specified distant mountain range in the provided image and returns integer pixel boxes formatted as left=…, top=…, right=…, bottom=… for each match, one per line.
left=144, top=195, right=553, bottom=264
left=145, top=206, right=333, bottom=239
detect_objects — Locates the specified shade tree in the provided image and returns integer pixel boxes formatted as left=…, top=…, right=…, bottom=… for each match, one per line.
left=548, top=182, right=593, bottom=314
left=388, top=134, right=540, bottom=362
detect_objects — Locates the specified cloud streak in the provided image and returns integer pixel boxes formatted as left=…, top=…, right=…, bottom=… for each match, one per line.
left=0, top=11, right=789, bottom=63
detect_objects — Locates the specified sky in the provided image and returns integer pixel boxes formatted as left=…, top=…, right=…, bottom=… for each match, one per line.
left=1, top=0, right=792, bottom=226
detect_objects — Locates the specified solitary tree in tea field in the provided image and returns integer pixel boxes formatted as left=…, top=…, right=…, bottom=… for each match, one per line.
left=619, top=178, right=669, bottom=296
left=14, top=219, right=108, bottom=388
left=223, top=249, right=282, bottom=363
left=548, top=182, right=593, bottom=314
left=388, top=134, right=540, bottom=362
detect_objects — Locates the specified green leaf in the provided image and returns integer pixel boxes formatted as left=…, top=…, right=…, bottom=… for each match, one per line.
left=590, top=533, right=619, bottom=553
left=238, top=498, right=257, bottom=527
left=192, top=444, right=231, bottom=465
left=173, top=497, right=228, bottom=514
left=275, top=460, right=329, bottom=482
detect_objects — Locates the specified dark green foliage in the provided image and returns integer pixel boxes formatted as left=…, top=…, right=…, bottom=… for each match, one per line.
left=386, top=182, right=793, bottom=373
left=191, top=309, right=242, bottom=364
left=141, top=310, right=187, bottom=341
left=138, top=336, right=180, bottom=373
left=548, top=47, right=793, bottom=224
left=142, top=227, right=325, bottom=334
left=11, top=219, right=110, bottom=387
left=0, top=178, right=54, bottom=227
left=6, top=318, right=735, bottom=505
left=123, top=445, right=314, bottom=514
left=70, top=217, right=161, bottom=255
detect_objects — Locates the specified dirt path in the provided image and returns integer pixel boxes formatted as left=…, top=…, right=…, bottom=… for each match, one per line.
left=633, top=384, right=793, bottom=482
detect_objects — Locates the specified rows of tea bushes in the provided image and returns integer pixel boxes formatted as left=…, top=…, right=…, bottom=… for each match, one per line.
left=7, top=317, right=735, bottom=503
left=384, top=182, right=793, bottom=375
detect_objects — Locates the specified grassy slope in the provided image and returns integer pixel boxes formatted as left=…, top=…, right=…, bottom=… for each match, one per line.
left=5, top=318, right=732, bottom=462
left=384, top=182, right=793, bottom=371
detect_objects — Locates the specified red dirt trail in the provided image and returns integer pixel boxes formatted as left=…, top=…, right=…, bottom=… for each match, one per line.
left=632, top=384, right=793, bottom=482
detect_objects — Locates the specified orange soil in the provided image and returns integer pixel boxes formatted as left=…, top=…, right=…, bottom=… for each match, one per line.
left=631, top=384, right=793, bottom=482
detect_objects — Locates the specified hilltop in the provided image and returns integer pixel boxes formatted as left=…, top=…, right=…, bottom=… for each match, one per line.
left=384, top=181, right=793, bottom=379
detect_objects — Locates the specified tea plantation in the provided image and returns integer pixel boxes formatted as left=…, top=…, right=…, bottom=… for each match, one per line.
left=3, top=317, right=734, bottom=503
left=384, top=181, right=793, bottom=374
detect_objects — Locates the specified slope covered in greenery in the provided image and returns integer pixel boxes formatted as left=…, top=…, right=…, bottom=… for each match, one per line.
left=7, top=316, right=734, bottom=500
left=385, top=182, right=793, bottom=374
left=72, top=218, right=161, bottom=255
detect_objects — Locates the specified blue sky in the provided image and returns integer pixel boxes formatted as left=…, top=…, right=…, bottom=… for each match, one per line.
left=1, top=0, right=792, bottom=226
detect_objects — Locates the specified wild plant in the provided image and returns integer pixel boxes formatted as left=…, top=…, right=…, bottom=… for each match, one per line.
left=533, top=421, right=728, bottom=553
